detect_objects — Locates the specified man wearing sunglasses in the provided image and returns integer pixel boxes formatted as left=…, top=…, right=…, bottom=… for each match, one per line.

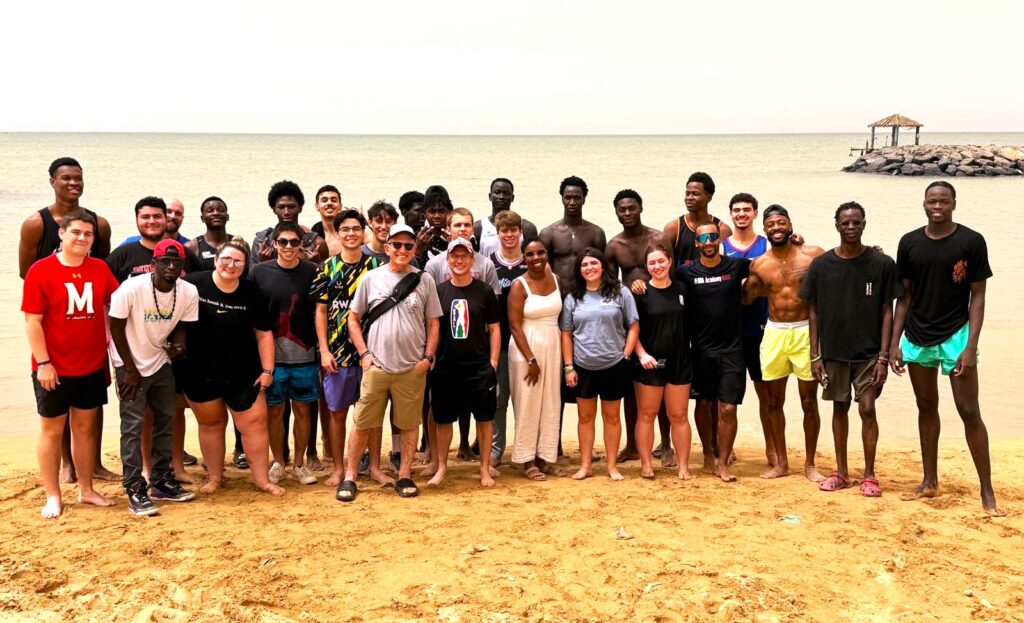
left=109, top=239, right=199, bottom=515
left=251, top=180, right=328, bottom=265
left=250, top=222, right=322, bottom=486
left=675, top=225, right=749, bottom=483
left=744, top=205, right=826, bottom=482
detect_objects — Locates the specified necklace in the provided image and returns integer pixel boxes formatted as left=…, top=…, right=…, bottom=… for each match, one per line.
left=151, top=275, right=177, bottom=321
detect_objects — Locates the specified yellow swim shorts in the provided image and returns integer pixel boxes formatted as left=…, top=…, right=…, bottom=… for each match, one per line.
left=759, top=319, right=813, bottom=382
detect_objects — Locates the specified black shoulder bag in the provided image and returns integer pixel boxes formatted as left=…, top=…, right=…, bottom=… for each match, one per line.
left=360, top=271, right=423, bottom=334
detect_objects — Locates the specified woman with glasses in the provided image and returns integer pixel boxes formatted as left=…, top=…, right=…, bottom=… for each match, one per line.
left=181, top=239, right=283, bottom=495
left=508, top=240, right=563, bottom=481
left=561, top=247, right=639, bottom=481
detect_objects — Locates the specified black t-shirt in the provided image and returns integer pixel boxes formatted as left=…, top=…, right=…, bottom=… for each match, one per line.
left=106, top=241, right=200, bottom=284
left=897, top=225, right=992, bottom=346
left=800, top=248, right=901, bottom=362
left=435, top=279, right=500, bottom=381
left=490, top=252, right=528, bottom=351
left=675, top=256, right=749, bottom=355
left=633, top=280, right=690, bottom=369
left=182, top=271, right=274, bottom=381
left=249, top=260, right=319, bottom=364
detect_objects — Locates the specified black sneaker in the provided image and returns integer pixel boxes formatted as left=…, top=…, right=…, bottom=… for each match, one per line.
left=389, top=451, right=401, bottom=474
left=127, top=482, right=159, bottom=516
left=182, top=452, right=198, bottom=466
left=357, top=450, right=370, bottom=476
left=150, top=478, right=196, bottom=502
left=233, top=452, right=250, bottom=470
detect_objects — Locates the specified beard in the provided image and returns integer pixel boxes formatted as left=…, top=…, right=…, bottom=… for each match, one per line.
left=768, top=230, right=792, bottom=247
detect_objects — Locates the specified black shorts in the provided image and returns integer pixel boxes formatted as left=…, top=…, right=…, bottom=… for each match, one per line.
left=574, top=359, right=630, bottom=401
left=692, top=350, right=746, bottom=405
left=32, top=368, right=108, bottom=418
left=431, top=370, right=497, bottom=424
left=632, top=357, right=693, bottom=387
left=742, top=333, right=764, bottom=383
left=182, top=370, right=262, bottom=413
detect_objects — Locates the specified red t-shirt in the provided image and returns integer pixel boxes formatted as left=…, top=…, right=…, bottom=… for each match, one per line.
left=22, top=255, right=119, bottom=376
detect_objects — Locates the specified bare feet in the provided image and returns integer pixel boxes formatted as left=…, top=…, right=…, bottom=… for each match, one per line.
left=369, top=469, right=396, bottom=487
left=199, top=480, right=222, bottom=494
left=480, top=471, right=495, bottom=487
left=59, top=466, right=76, bottom=484
left=174, top=470, right=195, bottom=484
left=538, top=462, right=565, bottom=477
left=702, top=455, right=717, bottom=475
left=608, top=469, right=625, bottom=481
left=307, top=455, right=324, bottom=472
left=41, top=496, right=64, bottom=519
left=414, top=450, right=431, bottom=465
left=488, top=466, right=501, bottom=479
left=640, top=464, right=655, bottom=479
left=984, top=506, right=1007, bottom=517
left=900, top=483, right=939, bottom=501
left=766, top=450, right=777, bottom=468
left=760, top=465, right=790, bottom=479
left=804, top=465, right=826, bottom=482
left=727, top=451, right=738, bottom=466
left=660, top=446, right=678, bottom=469
left=524, top=466, right=546, bottom=481
left=456, top=446, right=478, bottom=462
left=571, top=468, right=592, bottom=481
left=717, top=465, right=737, bottom=483
left=93, top=465, right=121, bottom=482
left=677, top=469, right=693, bottom=480
left=78, top=490, right=114, bottom=507
left=419, top=463, right=438, bottom=478
left=616, top=448, right=640, bottom=463
left=257, top=482, right=286, bottom=496
left=427, top=467, right=446, bottom=486
left=324, top=471, right=343, bottom=487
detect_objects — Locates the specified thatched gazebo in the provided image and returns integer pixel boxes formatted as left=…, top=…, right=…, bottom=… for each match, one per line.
left=869, top=114, right=922, bottom=150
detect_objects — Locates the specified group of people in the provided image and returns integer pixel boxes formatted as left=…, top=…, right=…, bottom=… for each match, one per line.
left=20, top=157, right=1003, bottom=519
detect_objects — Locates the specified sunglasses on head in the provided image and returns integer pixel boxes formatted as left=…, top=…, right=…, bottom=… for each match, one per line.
left=696, top=232, right=721, bottom=244
left=389, top=241, right=415, bottom=251
left=276, top=238, right=302, bottom=248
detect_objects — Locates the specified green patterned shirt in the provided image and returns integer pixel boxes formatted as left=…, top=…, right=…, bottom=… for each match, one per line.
left=310, top=253, right=380, bottom=367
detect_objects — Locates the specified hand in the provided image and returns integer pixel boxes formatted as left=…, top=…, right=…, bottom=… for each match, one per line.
left=790, top=232, right=805, bottom=246
left=811, top=359, right=827, bottom=387
left=117, top=368, right=142, bottom=401
left=525, top=361, right=541, bottom=386
left=164, top=341, right=185, bottom=360
left=36, top=365, right=60, bottom=392
left=258, top=371, right=273, bottom=391
left=952, top=348, right=978, bottom=377
left=414, top=358, right=432, bottom=375
left=889, top=345, right=905, bottom=376
left=301, top=246, right=320, bottom=261
left=257, top=240, right=276, bottom=262
left=871, top=244, right=885, bottom=255
left=565, top=369, right=578, bottom=388
left=871, top=361, right=888, bottom=388
left=321, top=350, right=338, bottom=374
left=639, top=353, right=657, bottom=370
left=360, top=353, right=376, bottom=370
left=630, top=279, right=648, bottom=295
left=414, top=226, right=436, bottom=256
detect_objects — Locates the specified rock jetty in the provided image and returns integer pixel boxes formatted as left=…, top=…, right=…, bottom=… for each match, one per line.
left=844, top=145, right=1024, bottom=177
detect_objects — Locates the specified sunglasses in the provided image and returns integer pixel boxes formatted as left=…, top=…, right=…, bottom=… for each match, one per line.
left=155, top=257, right=185, bottom=267
left=276, top=238, right=302, bottom=247
left=389, top=241, right=415, bottom=251
left=696, top=232, right=721, bottom=244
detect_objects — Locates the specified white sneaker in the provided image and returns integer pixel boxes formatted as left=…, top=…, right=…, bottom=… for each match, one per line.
left=291, top=464, right=317, bottom=485
left=269, top=461, right=284, bottom=484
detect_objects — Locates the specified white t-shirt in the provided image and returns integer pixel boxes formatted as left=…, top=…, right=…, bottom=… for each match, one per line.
left=108, top=275, right=199, bottom=377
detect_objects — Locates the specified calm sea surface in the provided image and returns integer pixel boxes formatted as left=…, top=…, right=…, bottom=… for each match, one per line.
left=2, top=132, right=1022, bottom=442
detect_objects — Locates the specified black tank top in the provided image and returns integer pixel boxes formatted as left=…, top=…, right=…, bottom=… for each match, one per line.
left=195, top=235, right=219, bottom=270
left=36, top=207, right=101, bottom=260
left=674, top=214, right=722, bottom=268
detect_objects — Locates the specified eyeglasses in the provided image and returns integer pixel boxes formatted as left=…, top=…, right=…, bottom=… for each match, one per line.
left=389, top=241, right=415, bottom=251
left=217, top=256, right=246, bottom=268
left=696, top=232, right=721, bottom=244
left=338, top=227, right=363, bottom=235
left=155, top=257, right=185, bottom=268
left=275, top=238, right=302, bottom=247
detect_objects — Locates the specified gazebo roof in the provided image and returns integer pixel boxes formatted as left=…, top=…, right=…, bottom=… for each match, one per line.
left=869, top=114, right=923, bottom=128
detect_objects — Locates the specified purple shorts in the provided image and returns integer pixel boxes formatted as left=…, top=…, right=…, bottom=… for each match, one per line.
left=323, top=366, right=362, bottom=412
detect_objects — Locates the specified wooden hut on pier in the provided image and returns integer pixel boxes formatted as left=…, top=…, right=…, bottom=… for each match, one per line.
left=869, top=114, right=923, bottom=150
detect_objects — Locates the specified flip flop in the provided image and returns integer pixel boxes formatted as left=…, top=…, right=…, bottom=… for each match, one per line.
left=336, top=479, right=357, bottom=503
left=819, top=472, right=852, bottom=492
left=524, top=466, right=547, bottom=481
left=396, top=478, right=419, bottom=498
left=860, top=477, right=882, bottom=497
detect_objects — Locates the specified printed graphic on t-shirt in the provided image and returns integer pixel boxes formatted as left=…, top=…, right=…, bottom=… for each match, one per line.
left=953, top=260, right=967, bottom=284
left=64, top=281, right=96, bottom=319
left=450, top=299, right=469, bottom=339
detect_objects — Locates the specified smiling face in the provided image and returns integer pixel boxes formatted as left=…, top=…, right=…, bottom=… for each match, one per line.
left=387, top=232, right=416, bottom=269
left=275, top=230, right=302, bottom=263
left=684, top=182, right=711, bottom=213
left=923, top=186, right=956, bottom=225
left=646, top=249, right=671, bottom=280
left=317, top=191, right=341, bottom=220
left=561, top=185, right=585, bottom=219
left=835, top=208, right=865, bottom=245
left=579, top=255, right=603, bottom=285
left=730, top=201, right=756, bottom=231
left=425, top=204, right=450, bottom=229
left=369, top=213, right=395, bottom=244
left=523, top=241, right=548, bottom=274
left=153, top=250, right=185, bottom=284
left=448, top=212, right=474, bottom=241
left=58, top=219, right=95, bottom=258
left=272, top=196, right=301, bottom=223
left=337, top=217, right=365, bottom=251
left=137, top=206, right=167, bottom=242
left=215, top=246, right=246, bottom=281
left=498, top=225, right=521, bottom=251
left=447, top=245, right=474, bottom=278
left=763, top=215, right=793, bottom=247
left=50, top=165, right=84, bottom=204
left=200, top=199, right=229, bottom=229
left=614, top=197, right=642, bottom=228
left=695, top=224, right=721, bottom=259
left=165, top=200, right=184, bottom=235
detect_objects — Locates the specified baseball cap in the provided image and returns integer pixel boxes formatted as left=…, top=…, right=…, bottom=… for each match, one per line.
left=153, top=239, right=185, bottom=259
left=447, top=237, right=474, bottom=253
left=387, top=224, right=416, bottom=239
left=763, top=204, right=790, bottom=222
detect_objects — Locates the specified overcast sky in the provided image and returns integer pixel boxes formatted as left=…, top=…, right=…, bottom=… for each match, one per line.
left=5, top=1, right=1022, bottom=134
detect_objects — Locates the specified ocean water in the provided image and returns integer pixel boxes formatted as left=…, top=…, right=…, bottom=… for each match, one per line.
left=2, top=132, right=1022, bottom=440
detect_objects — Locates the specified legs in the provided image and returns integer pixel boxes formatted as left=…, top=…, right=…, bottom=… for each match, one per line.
left=903, top=364, right=941, bottom=501
left=188, top=399, right=230, bottom=493
left=69, top=407, right=112, bottom=506
left=291, top=401, right=312, bottom=469
left=326, top=407, right=349, bottom=486
left=428, top=423, right=454, bottom=485
left=601, top=399, right=623, bottom=480
left=694, top=400, right=716, bottom=474
left=664, top=384, right=692, bottom=479
left=830, top=401, right=852, bottom=478
left=266, top=403, right=287, bottom=467
left=171, top=395, right=193, bottom=483
left=716, top=402, right=738, bottom=482
left=949, top=369, right=1000, bottom=515
left=634, top=383, right=662, bottom=478
left=491, top=351, right=510, bottom=464
left=476, top=420, right=495, bottom=486
left=573, top=397, right=597, bottom=480
left=39, top=416, right=68, bottom=518
left=92, top=405, right=120, bottom=481
left=232, top=394, right=283, bottom=495
left=618, top=388, right=640, bottom=462
left=797, top=379, right=823, bottom=481
left=761, top=378, right=790, bottom=479
left=456, top=411, right=476, bottom=461
left=753, top=381, right=775, bottom=466
left=656, top=401, right=675, bottom=468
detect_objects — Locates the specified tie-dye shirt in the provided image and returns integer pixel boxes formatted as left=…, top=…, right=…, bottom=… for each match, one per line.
left=310, top=253, right=380, bottom=367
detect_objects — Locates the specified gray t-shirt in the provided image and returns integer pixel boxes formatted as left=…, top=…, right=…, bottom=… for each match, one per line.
left=350, top=265, right=443, bottom=373
left=559, top=285, right=639, bottom=371
left=424, top=250, right=500, bottom=295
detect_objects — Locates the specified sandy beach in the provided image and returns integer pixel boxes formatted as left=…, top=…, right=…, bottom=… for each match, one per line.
left=1, top=428, right=1021, bottom=622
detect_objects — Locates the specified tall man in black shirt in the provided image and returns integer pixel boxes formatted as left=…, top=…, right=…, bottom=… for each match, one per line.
left=676, top=224, right=748, bottom=483
left=801, top=202, right=900, bottom=496
left=890, top=182, right=1002, bottom=516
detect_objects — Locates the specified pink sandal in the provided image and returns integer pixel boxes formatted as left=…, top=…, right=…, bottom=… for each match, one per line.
left=860, top=477, right=882, bottom=497
left=819, top=472, right=852, bottom=492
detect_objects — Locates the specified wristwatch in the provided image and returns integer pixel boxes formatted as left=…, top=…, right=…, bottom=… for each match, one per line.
left=423, top=354, right=435, bottom=364
left=527, top=357, right=537, bottom=365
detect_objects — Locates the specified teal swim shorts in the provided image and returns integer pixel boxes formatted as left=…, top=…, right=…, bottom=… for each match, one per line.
left=901, top=323, right=970, bottom=375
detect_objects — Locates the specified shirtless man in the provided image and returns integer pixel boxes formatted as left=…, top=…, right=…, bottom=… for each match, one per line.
left=662, top=171, right=732, bottom=269
left=312, top=184, right=344, bottom=256
left=18, top=157, right=117, bottom=484
left=744, top=205, right=825, bottom=481
left=474, top=178, right=539, bottom=257
left=604, top=189, right=673, bottom=467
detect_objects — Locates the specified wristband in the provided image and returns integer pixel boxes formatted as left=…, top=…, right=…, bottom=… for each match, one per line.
left=527, top=357, right=537, bottom=365
left=810, top=355, right=822, bottom=363
left=37, top=360, right=51, bottom=367
left=564, top=365, right=574, bottom=374
left=359, top=351, right=373, bottom=360
left=262, top=369, right=274, bottom=375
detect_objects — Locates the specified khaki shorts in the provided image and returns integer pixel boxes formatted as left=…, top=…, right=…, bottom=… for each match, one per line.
left=352, top=366, right=426, bottom=431
left=822, top=359, right=878, bottom=403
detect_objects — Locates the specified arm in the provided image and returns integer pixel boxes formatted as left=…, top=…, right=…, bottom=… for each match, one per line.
left=718, top=221, right=733, bottom=239
left=889, top=279, right=912, bottom=376
left=19, top=215, right=44, bottom=279
left=605, top=241, right=620, bottom=281
left=315, top=302, right=337, bottom=373
left=305, top=236, right=328, bottom=262
left=414, top=317, right=440, bottom=375
left=953, top=280, right=986, bottom=377
left=662, top=218, right=679, bottom=247
left=110, top=316, right=142, bottom=400
left=25, top=313, right=59, bottom=390
left=595, top=227, right=607, bottom=251
left=507, top=281, right=541, bottom=385
left=255, top=329, right=275, bottom=389
left=623, top=320, right=639, bottom=359
left=742, top=268, right=765, bottom=304
left=488, top=322, right=501, bottom=370
left=164, top=322, right=188, bottom=360
left=807, top=304, right=826, bottom=386
left=347, top=310, right=373, bottom=368
left=473, top=220, right=483, bottom=241
left=93, top=216, right=113, bottom=260
left=872, top=301, right=893, bottom=387
left=560, top=329, right=577, bottom=387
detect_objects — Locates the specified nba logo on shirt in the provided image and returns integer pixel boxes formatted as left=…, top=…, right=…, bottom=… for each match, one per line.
left=451, top=299, right=469, bottom=339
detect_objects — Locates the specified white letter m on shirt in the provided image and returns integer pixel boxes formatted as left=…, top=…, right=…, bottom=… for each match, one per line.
left=65, top=282, right=95, bottom=314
